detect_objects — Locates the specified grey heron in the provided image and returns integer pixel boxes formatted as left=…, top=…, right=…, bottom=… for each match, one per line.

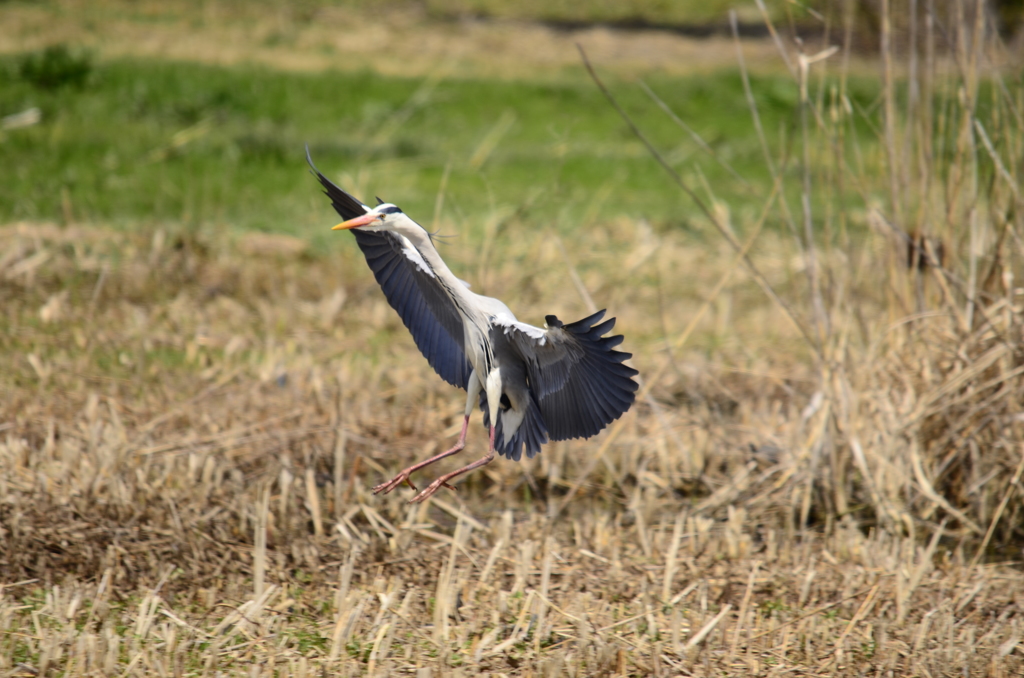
left=309, top=152, right=638, bottom=503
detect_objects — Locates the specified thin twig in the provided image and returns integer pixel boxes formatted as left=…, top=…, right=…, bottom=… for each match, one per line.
left=576, top=44, right=820, bottom=359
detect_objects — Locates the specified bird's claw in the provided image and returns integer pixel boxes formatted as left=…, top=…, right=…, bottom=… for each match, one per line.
left=372, top=473, right=413, bottom=495
left=408, top=478, right=456, bottom=504
left=375, top=472, right=453, bottom=500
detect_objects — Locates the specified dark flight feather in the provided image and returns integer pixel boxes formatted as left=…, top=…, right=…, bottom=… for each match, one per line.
left=501, top=310, right=639, bottom=441
left=306, top=148, right=366, bottom=221
left=307, top=150, right=472, bottom=390
left=350, top=230, right=472, bottom=389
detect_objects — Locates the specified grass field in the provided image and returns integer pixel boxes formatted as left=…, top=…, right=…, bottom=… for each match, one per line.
left=4, top=1, right=1024, bottom=677
left=0, top=0, right=861, bottom=243
left=0, top=53, right=810, bottom=238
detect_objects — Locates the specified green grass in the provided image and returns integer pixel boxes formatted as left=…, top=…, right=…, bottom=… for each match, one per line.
left=0, top=50, right=879, bottom=245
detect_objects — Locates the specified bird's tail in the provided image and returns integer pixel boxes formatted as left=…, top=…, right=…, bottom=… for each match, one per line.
left=481, top=391, right=549, bottom=462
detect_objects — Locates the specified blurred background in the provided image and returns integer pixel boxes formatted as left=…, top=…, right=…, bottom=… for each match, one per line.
left=0, top=0, right=807, bottom=238
left=2, top=0, right=1018, bottom=239
left=2, top=1, right=1023, bottom=236
left=4, top=1, right=1024, bottom=676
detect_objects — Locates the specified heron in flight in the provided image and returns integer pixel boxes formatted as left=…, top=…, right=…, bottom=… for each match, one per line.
left=309, top=152, right=638, bottom=503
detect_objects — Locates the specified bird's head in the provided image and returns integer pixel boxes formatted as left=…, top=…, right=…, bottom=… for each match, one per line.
left=332, top=203, right=408, bottom=232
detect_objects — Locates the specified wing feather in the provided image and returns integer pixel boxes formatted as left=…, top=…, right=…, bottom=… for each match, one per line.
left=306, top=147, right=368, bottom=221
left=309, top=153, right=472, bottom=389
left=354, top=229, right=472, bottom=389
left=501, top=310, right=639, bottom=441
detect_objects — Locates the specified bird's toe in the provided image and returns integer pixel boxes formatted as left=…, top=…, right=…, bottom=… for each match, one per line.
left=408, top=480, right=444, bottom=504
left=373, top=474, right=410, bottom=495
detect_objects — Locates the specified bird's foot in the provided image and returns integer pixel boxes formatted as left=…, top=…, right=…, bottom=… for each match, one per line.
left=408, top=479, right=458, bottom=504
left=372, top=426, right=470, bottom=497
left=372, top=472, right=417, bottom=495
left=407, top=450, right=495, bottom=503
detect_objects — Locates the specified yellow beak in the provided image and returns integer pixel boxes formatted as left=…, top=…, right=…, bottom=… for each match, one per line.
left=332, top=213, right=378, bottom=230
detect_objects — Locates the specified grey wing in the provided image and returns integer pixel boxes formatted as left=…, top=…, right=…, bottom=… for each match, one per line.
left=309, top=155, right=472, bottom=389
left=503, top=310, right=639, bottom=441
left=350, top=229, right=472, bottom=389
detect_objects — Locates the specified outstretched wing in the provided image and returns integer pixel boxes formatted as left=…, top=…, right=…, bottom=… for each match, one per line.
left=308, top=151, right=472, bottom=389
left=497, top=310, right=638, bottom=441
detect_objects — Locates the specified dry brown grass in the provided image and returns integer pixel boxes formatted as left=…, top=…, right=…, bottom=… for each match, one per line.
left=5, top=1, right=1024, bottom=676
left=1, top=200, right=1023, bottom=676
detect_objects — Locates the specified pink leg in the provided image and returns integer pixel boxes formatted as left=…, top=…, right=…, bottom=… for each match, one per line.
left=373, top=415, right=470, bottom=495
left=408, top=426, right=497, bottom=504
